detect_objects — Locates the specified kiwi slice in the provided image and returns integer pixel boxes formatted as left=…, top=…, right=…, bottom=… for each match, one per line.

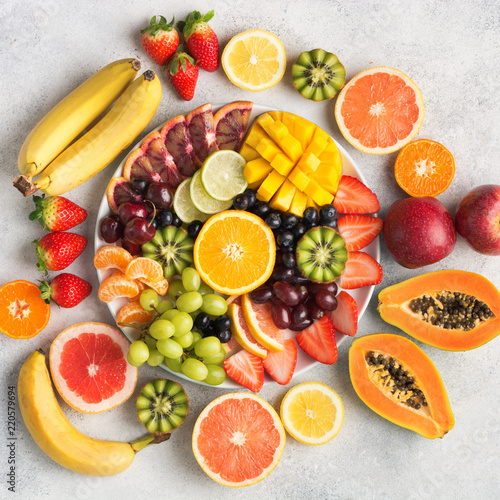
left=296, top=226, right=348, bottom=282
left=136, top=379, right=189, bottom=433
left=292, top=49, right=346, bottom=101
left=141, top=226, right=194, bottom=278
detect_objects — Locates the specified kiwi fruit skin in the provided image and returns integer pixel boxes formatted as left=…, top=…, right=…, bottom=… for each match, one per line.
left=292, top=49, right=346, bottom=102
left=142, top=226, right=194, bottom=278
left=136, top=379, right=189, bottom=434
left=296, top=226, right=348, bottom=283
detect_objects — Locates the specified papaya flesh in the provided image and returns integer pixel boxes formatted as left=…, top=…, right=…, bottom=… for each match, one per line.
left=349, top=333, right=454, bottom=439
left=377, top=270, right=500, bottom=351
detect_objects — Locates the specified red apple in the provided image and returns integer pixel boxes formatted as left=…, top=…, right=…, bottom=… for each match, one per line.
left=383, top=197, right=456, bottom=268
left=455, top=185, right=500, bottom=255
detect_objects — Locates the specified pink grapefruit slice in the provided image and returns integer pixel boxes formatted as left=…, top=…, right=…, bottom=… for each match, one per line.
left=228, top=302, right=268, bottom=359
left=49, top=322, right=138, bottom=414
left=186, top=103, right=219, bottom=164
left=335, top=66, right=424, bottom=155
left=213, top=101, right=253, bottom=151
left=192, top=392, right=286, bottom=487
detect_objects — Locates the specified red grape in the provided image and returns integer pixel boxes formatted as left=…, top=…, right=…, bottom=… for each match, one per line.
left=250, top=286, right=274, bottom=304
left=271, top=302, right=291, bottom=329
left=272, top=266, right=295, bottom=283
left=273, top=281, right=301, bottom=307
left=291, top=303, right=309, bottom=324
left=296, top=286, right=308, bottom=304
left=315, top=291, right=338, bottom=311
left=307, top=281, right=338, bottom=297
left=306, top=300, right=325, bottom=320
left=289, top=317, right=313, bottom=332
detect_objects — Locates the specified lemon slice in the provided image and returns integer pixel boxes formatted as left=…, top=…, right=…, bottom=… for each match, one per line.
left=189, top=170, right=233, bottom=214
left=222, top=29, right=286, bottom=92
left=173, top=178, right=211, bottom=223
left=280, top=381, right=344, bottom=445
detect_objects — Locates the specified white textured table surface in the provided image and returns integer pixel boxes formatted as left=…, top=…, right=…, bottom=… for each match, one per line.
left=1, top=1, right=499, bottom=499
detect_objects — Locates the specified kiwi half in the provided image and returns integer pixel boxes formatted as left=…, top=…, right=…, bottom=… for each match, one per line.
left=136, top=379, right=189, bottom=433
left=292, top=49, right=346, bottom=101
left=296, top=226, right=348, bottom=282
left=142, top=226, right=194, bottom=278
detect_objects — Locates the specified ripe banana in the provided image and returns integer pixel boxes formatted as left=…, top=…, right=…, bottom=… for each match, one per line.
left=18, top=350, right=170, bottom=477
left=18, top=58, right=141, bottom=178
left=15, top=69, right=162, bottom=197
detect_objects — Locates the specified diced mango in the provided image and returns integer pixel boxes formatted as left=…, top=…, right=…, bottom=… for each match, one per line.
left=312, top=126, right=329, bottom=143
left=269, top=121, right=289, bottom=141
left=256, top=137, right=283, bottom=162
left=245, top=123, right=270, bottom=149
left=318, top=140, right=342, bottom=175
left=281, top=113, right=297, bottom=136
left=296, top=152, right=320, bottom=174
left=239, top=143, right=261, bottom=162
left=311, top=162, right=342, bottom=194
left=244, top=157, right=273, bottom=184
left=268, top=111, right=283, bottom=121
left=294, top=117, right=316, bottom=150
left=288, top=190, right=308, bottom=217
left=306, top=197, right=319, bottom=210
left=270, top=180, right=296, bottom=212
left=276, top=133, right=303, bottom=163
left=256, top=113, right=275, bottom=130
left=304, top=136, right=328, bottom=158
left=288, top=166, right=310, bottom=191
left=248, top=180, right=262, bottom=190
left=304, top=179, right=334, bottom=206
left=257, top=170, right=286, bottom=202
left=271, top=153, right=295, bottom=176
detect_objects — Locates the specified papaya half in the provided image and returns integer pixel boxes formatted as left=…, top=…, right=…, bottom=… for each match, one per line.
left=349, top=333, right=454, bottom=439
left=377, top=270, right=500, bottom=351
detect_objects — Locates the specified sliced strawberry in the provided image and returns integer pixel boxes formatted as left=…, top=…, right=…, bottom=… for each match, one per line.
left=333, top=175, right=380, bottom=214
left=337, top=214, right=383, bottom=252
left=262, top=339, right=297, bottom=385
left=338, top=251, right=383, bottom=289
left=223, top=349, right=264, bottom=393
left=326, top=291, right=358, bottom=337
left=295, top=317, right=337, bottom=365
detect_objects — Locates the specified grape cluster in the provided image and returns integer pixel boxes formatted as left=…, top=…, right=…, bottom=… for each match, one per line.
left=126, top=267, right=230, bottom=386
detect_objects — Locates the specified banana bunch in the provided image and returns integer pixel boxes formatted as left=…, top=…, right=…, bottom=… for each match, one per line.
left=18, top=350, right=170, bottom=476
left=14, top=59, right=162, bottom=196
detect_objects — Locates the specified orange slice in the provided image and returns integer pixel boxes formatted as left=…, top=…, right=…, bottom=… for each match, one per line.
left=335, top=66, right=424, bottom=154
left=241, top=293, right=284, bottom=353
left=192, top=392, right=286, bottom=487
left=0, top=280, right=50, bottom=339
left=94, top=245, right=133, bottom=273
left=98, top=272, right=140, bottom=303
left=116, top=302, right=154, bottom=326
left=193, top=210, right=275, bottom=295
left=228, top=302, right=268, bottom=358
left=125, top=257, right=163, bottom=282
left=394, top=139, right=455, bottom=197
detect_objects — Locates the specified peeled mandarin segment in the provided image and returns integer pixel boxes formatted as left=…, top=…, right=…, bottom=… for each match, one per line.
left=270, top=153, right=295, bottom=176
left=244, top=157, right=273, bottom=184
left=288, top=190, right=308, bottom=217
left=98, top=272, right=140, bottom=303
left=116, top=301, right=154, bottom=325
left=125, top=257, right=163, bottom=282
left=93, top=245, right=133, bottom=272
left=269, top=180, right=296, bottom=211
left=239, top=143, right=261, bottom=162
left=296, top=152, right=320, bottom=174
left=256, top=137, right=283, bottom=162
left=288, top=165, right=311, bottom=191
left=257, top=170, right=286, bottom=202
left=140, top=277, right=169, bottom=296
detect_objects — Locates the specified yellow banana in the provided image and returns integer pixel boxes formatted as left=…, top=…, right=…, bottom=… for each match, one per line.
left=18, top=350, right=170, bottom=477
left=18, top=58, right=141, bottom=177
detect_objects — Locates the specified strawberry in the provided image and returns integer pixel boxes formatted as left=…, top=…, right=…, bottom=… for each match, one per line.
left=333, top=175, right=380, bottom=214
left=39, top=273, right=92, bottom=308
left=326, top=291, right=358, bottom=337
left=178, top=10, right=219, bottom=72
left=295, top=316, right=338, bottom=365
left=34, top=232, right=87, bottom=272
left=337, top=214, right=383, bottom=252
left=29, top=195, right=87, bottom=232
left=141, top=15, right=179, bottom=65
left=337, top=251, right=383, bottom=290
left=167, top=52, right=199, bottom=101
left=223, top=349, right=264, bottom=393
left=262, top=338, right=297, bottom=385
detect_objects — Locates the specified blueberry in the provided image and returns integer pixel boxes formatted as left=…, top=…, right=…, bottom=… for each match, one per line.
left=282, top=251, right=296, bottom=268
left=265, top=211, right=282, bottom=229
left=187, top=220, right=203, bottom=239
left=281, top=213, right=299, bottom=230
left=194, top=312, right=211, bottom=331
left=171, top=213, right=182, bottom=228
left=321, top=219, right=338, bottom=230
left=131, top=178, right=148, bottom=195
left=217, top=329, right=232, bottom=344
left=233, top=193, right=250, bottom=211
left=156, top=210, right=173, bottom=228
left=214, top=314, right=231, bottom=332
left=253, top=201, right=272, bottom=218
left=319, top=204, right=338, bottom=222
left=243, top=189, right=257, bottom=208
left=303, top=207, right=319, bottom=227
left=277, top=231, right=294, bottom=249
left=146, top=215, right=158, bottom=228
left=292, top=222, right=307, bottom=240
left=202, top=323, right=216, bottom=337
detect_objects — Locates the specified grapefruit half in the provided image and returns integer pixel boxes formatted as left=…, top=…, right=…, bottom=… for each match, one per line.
left=49, top=322, right=137, bottom=414
left=335, top=66, right=424, bottom=154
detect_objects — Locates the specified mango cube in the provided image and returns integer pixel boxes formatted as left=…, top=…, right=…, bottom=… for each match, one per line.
left=305, top=197, right=319, bottom=210
left=296, top=152, right=320, bottom=174
left=318, top=140, right=342, bottom=175
left=294, top=117, right=316, bottom=150
left=256, top=113, right=275, bottom=130
left=288, top=166, right=310, bottom=191
left=245, top=124, right=270, bottom=149
left=244, top=157, right=273, bottom=184
left=311, top=162, right=342, bottom=194
left=304, top=136, right=328, bottom=158
left=271, top=153, right=295, bottom=176
left=269, top=180, right=296, bottom=212
left=304, top=179, right=334, bottom=206
left=268, top=111, right=283, bottom=121
left=276, top=133, right=303, bottom=163
left=288, top=190, right=308, bottom=217
left=269, top=120, right=289, bottom=142
left=239, top=143, right=261, bottom=162
left=257, top=170, right=286, bottom=202
left=312, top=126, right=330, bottom=143
left=256, top=137, right=283, bottom=162
left=281, top=113, right=297, bottom=136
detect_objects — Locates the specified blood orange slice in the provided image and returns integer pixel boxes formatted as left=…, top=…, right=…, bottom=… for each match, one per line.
left=192, top=393, right=286, bottom=487
left=160, top=115, right=198, bottom=177
left=186, top=103, right=219, bottom=164
left=49, top=322, right=138, bottom=413
left=106, top=177, right=143, bottom=213
left=335, top=67, right=424, bottom=154
left=213, top=101, right=253, bottom=151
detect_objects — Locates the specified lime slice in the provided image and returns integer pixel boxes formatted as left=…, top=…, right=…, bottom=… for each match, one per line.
left=200, top=150, right=248, bottom=201
left=190, top=170, right=233, bottom=214
left=173, top=178, right=211, bottom=223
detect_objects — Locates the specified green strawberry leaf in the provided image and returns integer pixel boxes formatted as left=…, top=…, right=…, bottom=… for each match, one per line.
left=37, top=280, right=52, bottom=304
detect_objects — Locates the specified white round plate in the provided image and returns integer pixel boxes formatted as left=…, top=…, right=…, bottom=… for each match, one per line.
left=95, top=103, right=380, bottom=389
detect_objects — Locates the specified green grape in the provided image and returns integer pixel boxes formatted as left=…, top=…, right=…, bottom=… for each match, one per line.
left=198, top=283, right=214, bottom=296
left=176, top=291, right=203, bottom=313
left=127, top=351, right=144, bottom=367
left=144, top=336, right=157, bottom=350
left=149, top=319, right=175, bottom=340
left=161, top=308, right=180, bottom=321
left=194, top=336, right=221, bottom=358
left=139, top=289, right=159, bottom=311
left=182, top=267, right=201, bottom=292
left=202, top=347, right=226, bottom=365
left=168, top=280, right=186, bottom=301
left=181, top=358, right=209, bottom=381
left=186, top=331, right=202, bottom=351
left=146, top=348, right=164, bottom=367
left=204, top=365, right=227, bottom=386
left=176, top=331, right=194, bottom=349
left=164, top=356, right=182, bottom=373
left=200, top=294, right=228, bottom=316
left=156, top=300, right=175, bottom=314
left=156, top=338, right=183, bottom=359
left=171, top=312, right=193, bottom=337
left=129, top=340, right=150, bottom=364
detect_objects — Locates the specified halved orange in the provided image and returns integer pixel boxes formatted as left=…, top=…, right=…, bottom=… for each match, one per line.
left=98, top=272, right=140, bottom=303
left=193, top=210, right=275, bottom=295
left=116, top=301, right=154, bottom=326
left=394, top=139, right=455, bottom=197
left=0, top=280, right=50, bottom=339
left=94, top=245, right=133, bottom=273
left=125, top=257, right=163, bottom=282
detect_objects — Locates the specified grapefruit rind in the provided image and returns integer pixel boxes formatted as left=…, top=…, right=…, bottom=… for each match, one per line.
left=335, top=66, right=425, bottom=155
left=192, top=392, right=286, bottom=487
left=228, top=302, right=268, bottom=359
